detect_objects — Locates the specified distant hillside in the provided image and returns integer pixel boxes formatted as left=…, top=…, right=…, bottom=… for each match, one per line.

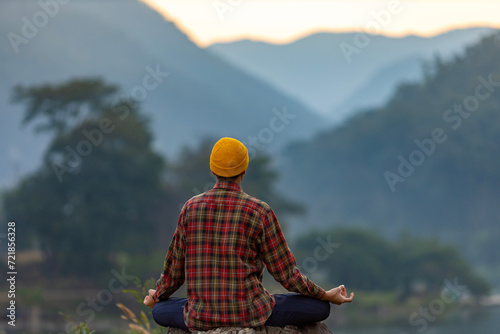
left=0, top=0, right=325, bottom=188
left=278, top=33, right=500, bottom=280
left=208, top=28, right=495, bottom=120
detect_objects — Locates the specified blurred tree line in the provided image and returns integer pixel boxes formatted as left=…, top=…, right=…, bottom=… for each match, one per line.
left=280, top=32, right=500, bottom=288
left=293, top=228, right=490, bottom=299
left=3, top=77, right=490, bottom=297
left=4, top=77, right=300, bottom=280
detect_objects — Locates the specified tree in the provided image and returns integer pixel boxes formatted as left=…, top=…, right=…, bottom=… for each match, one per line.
left=4, top=77, right=309, bottom=279
left=294, top=228, right=399, bottom=291
left=4, top=79, right=167, bottom=277
left=280, top=32, right=500, bottom=267
left=396, top=236, right=491, bottom=298
left=11, top=77, right=117, bottom=134
left=293, top=227, right=491, bottom=297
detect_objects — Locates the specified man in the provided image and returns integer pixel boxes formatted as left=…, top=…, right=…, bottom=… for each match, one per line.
left=144, top=137, right=354, bottom=331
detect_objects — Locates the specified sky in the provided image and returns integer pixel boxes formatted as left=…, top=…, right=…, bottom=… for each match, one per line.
left=140, top=0, right=500, bottom=47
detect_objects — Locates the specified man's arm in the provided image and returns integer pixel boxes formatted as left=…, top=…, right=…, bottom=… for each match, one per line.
left=145, top=208, right=187, bottom=307
left=258, top=209, right=325, bottom=298
left=259, top=209, right=354, bottom=305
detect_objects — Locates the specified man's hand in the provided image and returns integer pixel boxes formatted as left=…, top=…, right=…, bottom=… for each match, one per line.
left=144, top=289, right=157, bottom=309
left=322, top=285, right=354, bottom=305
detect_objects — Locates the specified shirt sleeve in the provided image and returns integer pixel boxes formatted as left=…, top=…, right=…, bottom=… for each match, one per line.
left=258, top=208, right=325, bottom=299
left=153, top=206, right=187, bottom=302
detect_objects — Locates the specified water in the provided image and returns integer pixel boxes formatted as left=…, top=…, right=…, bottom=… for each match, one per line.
left=335, top=307, right=500, bottom=334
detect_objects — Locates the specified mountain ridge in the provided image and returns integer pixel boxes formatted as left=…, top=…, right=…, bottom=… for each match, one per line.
left=0, top=0, right=325, bottom=188
left=277, top=33, right=500, bottom=284
left=208, top=27, right=495, bottom=120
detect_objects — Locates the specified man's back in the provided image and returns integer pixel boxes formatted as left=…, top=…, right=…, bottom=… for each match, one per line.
left=182, top=180, right=275, bottom=329
left=147, top=137, right=353, bottom=332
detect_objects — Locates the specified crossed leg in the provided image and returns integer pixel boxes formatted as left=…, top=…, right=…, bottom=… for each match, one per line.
left=152, top=293, right=330, bottom=330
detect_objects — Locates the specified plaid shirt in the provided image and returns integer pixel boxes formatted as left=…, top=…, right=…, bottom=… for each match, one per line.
left=153, top=180, right=325, bottom=331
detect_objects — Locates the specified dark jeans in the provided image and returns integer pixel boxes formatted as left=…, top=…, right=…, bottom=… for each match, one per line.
left=152, top=293, right=330, bottom=330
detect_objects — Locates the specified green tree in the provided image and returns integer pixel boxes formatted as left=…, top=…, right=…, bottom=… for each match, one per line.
left=4, top=79, right=168, bottom=277
left=12, top=77, right=118, bottom=134
left=295, top=228, right=399, bottom=291
left=293, top=227, right=490, bottom=297
left=280, top=32, right=500, bottom=270
left=396, top=236, right=491, bottom=298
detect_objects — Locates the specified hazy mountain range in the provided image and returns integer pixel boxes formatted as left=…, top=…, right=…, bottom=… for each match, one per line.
left=277, top=32, right=500, bottom=284
left=2, top=0, right=498, bottom=284
left=0, top=0, right=324, bottom=188
left=208, top=28, right=494, bottom=121
left=1, top=0, right=496, bottom=205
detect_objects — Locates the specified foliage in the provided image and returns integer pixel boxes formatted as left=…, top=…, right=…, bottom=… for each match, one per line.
left=4, top=78, right=170, bottom=277
left=281, top=32, right=500, bottom=284
left=12, top=77, right=118, bottom=134
left=293, top=227, right=491, bottom=299
left=119, top=277, right=172, bottom=334
left=54, top=277, right=169, bottom=334
left=59, top=313, right=96, bottom=334
left=4, top=76, right=305, bottom=280
left=117, top=302, right=155, bottom=334
left=123, top=277, right=159, bottom=305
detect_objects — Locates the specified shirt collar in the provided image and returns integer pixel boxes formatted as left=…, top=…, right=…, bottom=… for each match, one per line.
left=213, top=180, right=242, bottom=192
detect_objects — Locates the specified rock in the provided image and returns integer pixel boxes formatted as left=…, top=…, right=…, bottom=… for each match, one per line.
left=166, top=323, right=333, bottom=334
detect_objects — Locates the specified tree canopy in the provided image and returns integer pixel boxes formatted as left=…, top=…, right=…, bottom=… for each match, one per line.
left=293, top=228, right=491, bottom=297
left=5, top=80, right=166, bottom=275
left=4, top=77, right=302, bottom=278
left=280, top=32, right=500, bottom=286
left=12, top=78, right=118, bottom=134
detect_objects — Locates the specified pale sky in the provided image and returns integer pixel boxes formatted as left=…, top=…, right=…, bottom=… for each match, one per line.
left=140, top=0, right=500, bottom=47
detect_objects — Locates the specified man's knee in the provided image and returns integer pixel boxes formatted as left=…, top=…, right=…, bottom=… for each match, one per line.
left=317, top=300, right=331, bottom=321
left=152, top=304, right=161, bottom=324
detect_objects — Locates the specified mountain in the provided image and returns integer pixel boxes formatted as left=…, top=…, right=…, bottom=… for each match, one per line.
left=0, top=0, right=325, bottom=189
left=207, top=28, right=495, bottom=120
left=277, top=32, right=500, bottom=280
left=331, top=55, right=423, bottom=122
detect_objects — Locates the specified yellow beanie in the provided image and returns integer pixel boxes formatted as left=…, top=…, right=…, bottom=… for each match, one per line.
left=210, top=137, right=249, bottom=177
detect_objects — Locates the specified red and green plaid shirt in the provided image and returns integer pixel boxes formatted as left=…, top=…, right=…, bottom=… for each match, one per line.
left=153, top=180, right=325, bottom=330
